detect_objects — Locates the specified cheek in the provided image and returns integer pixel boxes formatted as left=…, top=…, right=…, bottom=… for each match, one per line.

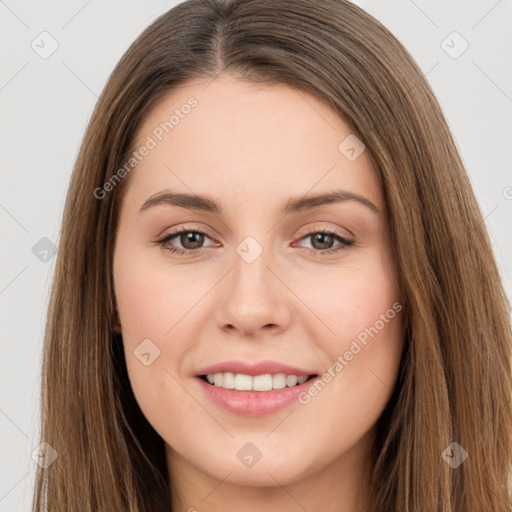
left=117, top=286, right=194, bottom=445
left=113, top=248, right=178, bottom=420
left=113, top=245, right=189, bottom=342
left=289, top=281, right=404, bottom=474
left=113, top=244, right=220, bottom=432
left=304, top=248, right=401, bottom=354
left=296, top=249, right=404, bottom=422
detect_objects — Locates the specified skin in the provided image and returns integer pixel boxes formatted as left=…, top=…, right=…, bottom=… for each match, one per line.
left=113, top=71, right=405, bottom=512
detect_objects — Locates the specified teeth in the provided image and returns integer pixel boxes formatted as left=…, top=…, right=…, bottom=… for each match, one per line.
left=223, top=372, right=235, bottom=389
left=272, top=373, right=286, bottom=389
left=234, top=373, right=252, bottom=391
left=286, top=375, right=298, bottom=386
left=253, top=374, right=273, bottom=391
left=204, top=372, right=312, bottom=391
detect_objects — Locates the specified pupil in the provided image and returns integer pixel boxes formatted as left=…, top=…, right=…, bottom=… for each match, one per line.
left=314, top=233, right=332, bottom=249
left=182, top=232, right=203, bottom=249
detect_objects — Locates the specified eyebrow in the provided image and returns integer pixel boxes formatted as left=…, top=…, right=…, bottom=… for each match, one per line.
left=138, top=189, right=380, bottom=216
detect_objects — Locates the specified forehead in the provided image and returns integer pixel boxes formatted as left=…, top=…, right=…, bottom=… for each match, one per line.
left=122, top=72, right=382, bottom=217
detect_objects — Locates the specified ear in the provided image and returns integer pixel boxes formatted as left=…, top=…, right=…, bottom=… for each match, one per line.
left=113, top=312, right=122, bottom=335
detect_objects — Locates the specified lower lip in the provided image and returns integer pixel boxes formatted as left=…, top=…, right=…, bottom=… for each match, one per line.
left=196, top=376, right=319, bottom=416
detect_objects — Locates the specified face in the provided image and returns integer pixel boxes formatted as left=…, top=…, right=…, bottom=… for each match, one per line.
left=113, top=72, right=404, bottom=495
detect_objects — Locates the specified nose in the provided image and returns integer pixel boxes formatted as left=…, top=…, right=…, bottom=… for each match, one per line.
left=214, top=244, right=293, bottom=338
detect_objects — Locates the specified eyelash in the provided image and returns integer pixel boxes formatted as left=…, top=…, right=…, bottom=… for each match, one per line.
left=155, top=225, right=354, bottom=257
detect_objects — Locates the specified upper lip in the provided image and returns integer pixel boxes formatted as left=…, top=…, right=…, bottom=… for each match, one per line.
left=196, top=360, right=317, bottom=377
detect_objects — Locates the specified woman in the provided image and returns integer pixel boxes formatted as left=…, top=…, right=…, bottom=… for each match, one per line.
left=34, top=0, right=512, bottom=510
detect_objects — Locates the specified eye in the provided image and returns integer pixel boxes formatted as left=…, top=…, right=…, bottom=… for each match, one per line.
left=295, top=228, right=354, bottom=256
left=155, top=226, right=217, bottom=256
left=155, top=225, right=354, bottom=257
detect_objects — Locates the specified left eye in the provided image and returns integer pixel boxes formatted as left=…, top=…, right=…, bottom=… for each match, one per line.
left=156, top=229, right=216, bottom=253
left=297, top=231, right=354, bottom=253
left=155, top=228, right=354, bottom=256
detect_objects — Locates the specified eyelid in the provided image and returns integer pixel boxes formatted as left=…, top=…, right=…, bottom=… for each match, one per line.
left=157, top=223, right=352, bottom=244
left=296, top=223, right=353, bottom=241
left=155, top=223, right=219, bottom=253
left=158, top=223, right=218, bottom=241
left=293, top=227, right=354, bottom=255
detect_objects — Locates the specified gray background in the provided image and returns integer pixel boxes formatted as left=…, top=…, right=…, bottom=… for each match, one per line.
left=1, top=0, right=511, bottom=509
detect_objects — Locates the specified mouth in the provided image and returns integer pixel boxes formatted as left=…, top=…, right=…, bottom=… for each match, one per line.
left=199, top=372, right=318, bottom=391
left=195, top=362, right=320, bottom=416
left=195, top=360, right=320, bottom=416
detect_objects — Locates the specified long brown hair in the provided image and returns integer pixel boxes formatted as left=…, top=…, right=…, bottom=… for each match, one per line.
left=33, top=0, right=512, bottom=510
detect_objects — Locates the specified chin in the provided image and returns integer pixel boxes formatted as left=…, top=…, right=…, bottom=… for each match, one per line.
left=193, top=440, right=316, bottom=488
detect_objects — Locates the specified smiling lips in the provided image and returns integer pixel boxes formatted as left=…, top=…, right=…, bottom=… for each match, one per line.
left=203, top=372, right=309, bottom=391
left=196, top=360, right=319, bottom=416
